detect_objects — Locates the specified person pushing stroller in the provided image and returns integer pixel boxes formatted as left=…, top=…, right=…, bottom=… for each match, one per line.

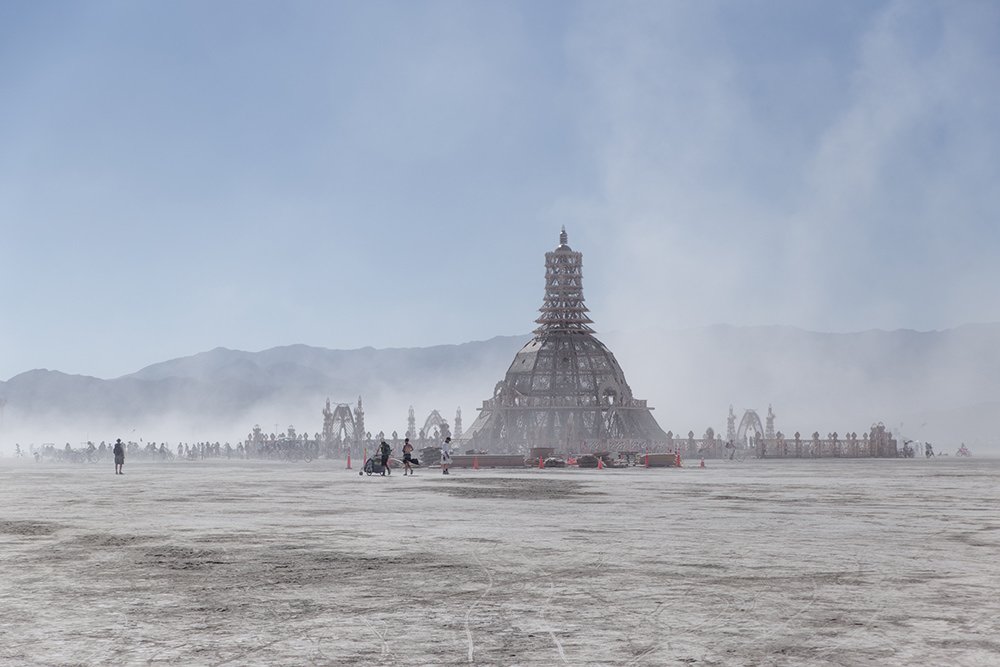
left=378, top=439, right=392, bottom=475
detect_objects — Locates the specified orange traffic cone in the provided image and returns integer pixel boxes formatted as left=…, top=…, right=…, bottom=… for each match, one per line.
left=699, top=457, right=705, bottom=468
left=539, top=456, right=545, bottom=469
left=675, top=453, right=682, bottom=467
left=346, top=453, right=352, bottom=469
left=473, top=456, right=479, bottom=470
left=597, top=457, right=605, bottom=470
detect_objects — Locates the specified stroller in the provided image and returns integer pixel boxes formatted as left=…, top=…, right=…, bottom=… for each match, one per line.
left=360, top=455, right=419, bottom=476
left=361, top=456, right=387, bottom=476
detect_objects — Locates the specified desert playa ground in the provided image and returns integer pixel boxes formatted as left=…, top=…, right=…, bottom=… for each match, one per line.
left=1, top=457, right=998, bottom=666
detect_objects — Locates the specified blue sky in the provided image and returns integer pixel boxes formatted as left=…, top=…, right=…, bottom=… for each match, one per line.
left=2, top=1, right=998, bottom=380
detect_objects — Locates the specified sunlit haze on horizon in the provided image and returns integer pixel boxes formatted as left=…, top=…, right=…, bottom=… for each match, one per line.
left=2, top=1, right=999, bottom=380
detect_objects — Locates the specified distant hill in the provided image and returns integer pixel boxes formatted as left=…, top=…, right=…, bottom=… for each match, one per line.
left=2, top=325, right=998, bottom=452
left=0, top=336, right=529, bottom=445
left=601, top=324, right=1000, bottom=452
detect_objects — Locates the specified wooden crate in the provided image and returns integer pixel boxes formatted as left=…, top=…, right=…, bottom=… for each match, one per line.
left=643, top=453, right=678, bottom=468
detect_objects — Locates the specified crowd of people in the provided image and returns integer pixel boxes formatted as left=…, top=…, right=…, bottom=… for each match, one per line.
left=12, top=433, right=454, bottom=473
left=18, top=440, right=255, bottom=464
left=11, top=432, right=973, bottom=474
left=364, top=436, right=451, bottom=477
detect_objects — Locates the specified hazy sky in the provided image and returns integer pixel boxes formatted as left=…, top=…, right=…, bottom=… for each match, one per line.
left=2, top=1, right=998, bottom=380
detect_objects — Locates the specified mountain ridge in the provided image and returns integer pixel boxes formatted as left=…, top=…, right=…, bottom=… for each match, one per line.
left=1, top=326, right=997, bottom=450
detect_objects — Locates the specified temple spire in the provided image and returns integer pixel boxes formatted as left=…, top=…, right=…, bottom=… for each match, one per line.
left=533, top=228, right=594, bottom=335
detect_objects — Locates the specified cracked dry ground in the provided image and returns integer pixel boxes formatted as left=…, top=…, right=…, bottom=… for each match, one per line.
left=1, top=459, right=998, bottom=665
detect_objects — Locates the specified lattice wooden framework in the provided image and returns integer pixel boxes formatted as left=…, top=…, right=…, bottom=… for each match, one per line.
left=461, top=229, right=667, bottom=453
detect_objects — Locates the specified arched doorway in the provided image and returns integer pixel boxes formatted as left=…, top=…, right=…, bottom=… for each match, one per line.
left=736, top=410, right=764, bottom=453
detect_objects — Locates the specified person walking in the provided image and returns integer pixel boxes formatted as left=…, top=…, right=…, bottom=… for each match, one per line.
left=378, top=439, right=392, bottom=476
left=113, top=438, right=125, bottom=475
left=402, top=437, right=415, bottom=476
left=440, top=436, right=452, bottom=475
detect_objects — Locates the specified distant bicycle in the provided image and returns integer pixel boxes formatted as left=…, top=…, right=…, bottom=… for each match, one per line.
left=281, top=445, right=314, bottom=463
left=723, top=442, right=748, bottom=462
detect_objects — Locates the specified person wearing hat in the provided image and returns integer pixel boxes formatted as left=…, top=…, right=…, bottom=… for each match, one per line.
left=440, top=436, right=452, bottom=475
left=113, top=438, right=125, bottom=475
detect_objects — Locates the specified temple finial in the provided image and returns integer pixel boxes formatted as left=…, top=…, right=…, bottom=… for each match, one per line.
left=559, top=226, right=568, bottom=247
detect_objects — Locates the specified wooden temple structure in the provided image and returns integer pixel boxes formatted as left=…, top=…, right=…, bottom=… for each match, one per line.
left=459, top=229, right=668, bottom=454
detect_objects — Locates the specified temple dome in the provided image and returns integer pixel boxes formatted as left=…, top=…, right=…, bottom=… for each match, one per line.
left=501, top=335, right=632, bottom=406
